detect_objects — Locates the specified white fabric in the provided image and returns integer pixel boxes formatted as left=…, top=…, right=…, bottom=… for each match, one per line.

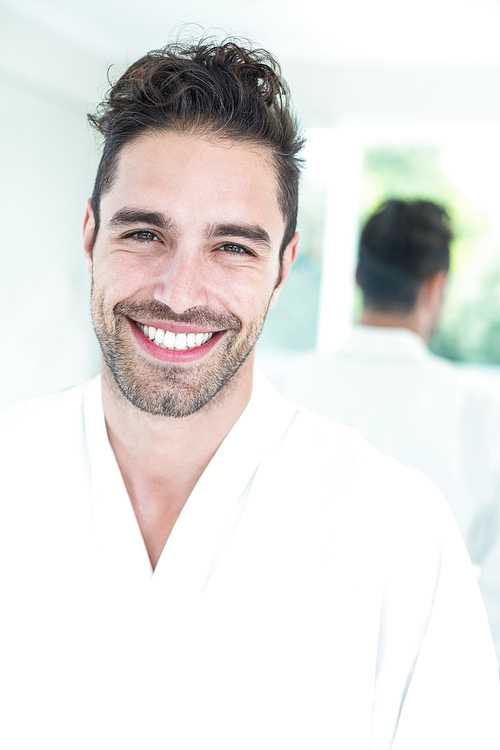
left=263, top=324, right=500, bottom=665
left=0, top=370, right=499, bottom=749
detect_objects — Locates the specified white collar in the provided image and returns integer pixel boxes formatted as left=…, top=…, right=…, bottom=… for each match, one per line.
left=82, top=370, right=296, bottom=599
left=341, top=325, right=429, bottom=360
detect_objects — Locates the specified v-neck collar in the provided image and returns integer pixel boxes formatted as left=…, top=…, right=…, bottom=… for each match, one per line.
left=83, top=371, right=297, bottom=600
left=84, top=377, right=153, bottom=588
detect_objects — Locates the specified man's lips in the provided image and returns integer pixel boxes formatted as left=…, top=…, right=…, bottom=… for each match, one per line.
left=134, top=320, right=217, bottom=351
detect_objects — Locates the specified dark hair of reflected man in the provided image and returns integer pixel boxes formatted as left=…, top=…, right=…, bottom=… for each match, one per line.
left=357, top=199, right=453, bottom=312
left=87, top=35, right=305, bottom=271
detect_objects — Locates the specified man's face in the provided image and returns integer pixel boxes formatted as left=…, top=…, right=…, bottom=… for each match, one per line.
left=83, top=131, right=297, bottom=417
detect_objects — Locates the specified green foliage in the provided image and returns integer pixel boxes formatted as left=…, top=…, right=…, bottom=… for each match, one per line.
left=362, top=146, right=452, bottom=217
left=258, top=254, right=321, bottom=351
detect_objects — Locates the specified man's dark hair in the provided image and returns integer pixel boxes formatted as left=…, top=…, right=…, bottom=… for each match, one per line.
left=357, top=199, right=452, bottom=312
left=88, top=36, right=305, bottom=267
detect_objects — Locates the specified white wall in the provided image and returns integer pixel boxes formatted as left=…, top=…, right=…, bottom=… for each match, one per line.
left=0, top=7, right=108, bottom=407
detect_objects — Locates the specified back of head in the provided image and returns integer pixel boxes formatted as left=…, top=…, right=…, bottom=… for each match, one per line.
left=88, top=35, right=305, bottom=258
left=357, top=199, right=452, bottom=312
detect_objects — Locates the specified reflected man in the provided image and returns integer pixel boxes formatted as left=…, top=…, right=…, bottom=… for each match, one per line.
left=271, top=198, right=500, bottom=666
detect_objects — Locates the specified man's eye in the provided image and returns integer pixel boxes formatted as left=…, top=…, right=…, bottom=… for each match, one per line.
left=130, top=230, right=159, bottom=242
left=220, top=243, right=250, bottom=255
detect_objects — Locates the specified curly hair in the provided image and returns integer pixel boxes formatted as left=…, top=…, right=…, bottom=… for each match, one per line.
left=88, top=36, right=305, bottom=262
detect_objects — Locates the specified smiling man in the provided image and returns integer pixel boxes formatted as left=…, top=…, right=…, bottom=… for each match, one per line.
left=0, top=37, right=499, bottom=749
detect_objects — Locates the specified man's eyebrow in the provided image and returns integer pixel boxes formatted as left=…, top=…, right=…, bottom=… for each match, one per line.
left=107, top=208, right=173, bottom=232
left=208, top=223, right=272, bottom=248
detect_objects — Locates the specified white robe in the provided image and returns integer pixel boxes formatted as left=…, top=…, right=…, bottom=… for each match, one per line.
left=0, top=372, right=498, bottom=749
left=261, top=325, right=500, bottom=664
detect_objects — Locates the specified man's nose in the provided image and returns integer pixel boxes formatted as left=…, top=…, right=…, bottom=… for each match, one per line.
left=152, top=250, right=210, bottom=315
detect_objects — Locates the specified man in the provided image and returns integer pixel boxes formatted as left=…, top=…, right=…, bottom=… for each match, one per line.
left=270, top=198, right=500, bottom=666
left=0, top=44, right=498, bottom=749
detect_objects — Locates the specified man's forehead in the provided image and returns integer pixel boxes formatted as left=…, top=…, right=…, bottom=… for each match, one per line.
left=100, top=130, right=285, bottom=231
left=114, top=129, right=278, bottom=185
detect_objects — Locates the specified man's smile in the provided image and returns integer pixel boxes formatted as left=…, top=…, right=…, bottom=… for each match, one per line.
left=126, top=317, right=226, bottom=364
left=135, top=322, right=215, bottom=351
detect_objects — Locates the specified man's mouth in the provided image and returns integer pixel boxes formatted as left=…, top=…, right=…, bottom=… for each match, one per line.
left=135, top=322, right=215, bottom=351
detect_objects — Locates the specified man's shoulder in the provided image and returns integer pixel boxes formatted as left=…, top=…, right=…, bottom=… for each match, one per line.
left=260, top=399, right=457, bottom=577
left=0, top=378, right=97, bottom=444
left=0, top=379, right=99, bottom=503
left=423, top=355, right=500, bottom=428
left=284, top=399, right=444, bottom=510
left=266, top=374, right=432, bottom=476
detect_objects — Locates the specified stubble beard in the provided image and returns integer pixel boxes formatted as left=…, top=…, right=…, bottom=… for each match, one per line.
left=91, top=290, right=269, bottom=418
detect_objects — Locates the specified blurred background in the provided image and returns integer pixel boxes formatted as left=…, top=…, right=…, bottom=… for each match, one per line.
left=2, top=0, right=500, bottom=407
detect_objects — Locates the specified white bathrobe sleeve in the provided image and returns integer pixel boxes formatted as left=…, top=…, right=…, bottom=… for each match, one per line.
left=389, top=494, right=500, bottom=750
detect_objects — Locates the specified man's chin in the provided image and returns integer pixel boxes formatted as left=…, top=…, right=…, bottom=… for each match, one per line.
left=102, top=343, right=252, bottom=418
left=95, top=306, right=264, bottom=418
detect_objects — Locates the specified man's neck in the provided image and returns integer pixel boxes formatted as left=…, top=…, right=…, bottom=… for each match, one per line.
left=100, top=358, right=254, bottom=569
left=359, top=308, right=429, bottom=343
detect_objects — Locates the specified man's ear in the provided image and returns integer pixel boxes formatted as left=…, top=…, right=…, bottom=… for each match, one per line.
left=83, top=199, right=96, bottom=277
left=422, top=269, right=448, bottom=307
left=269, top=232, right=299, bottom=309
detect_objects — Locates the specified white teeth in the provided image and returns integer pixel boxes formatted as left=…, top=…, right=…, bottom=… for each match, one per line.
left=137, top=323, right=214, bottom=351
left=163, top=331, right=176, bottom=349
left=174, top=333, right=187, bottom=350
